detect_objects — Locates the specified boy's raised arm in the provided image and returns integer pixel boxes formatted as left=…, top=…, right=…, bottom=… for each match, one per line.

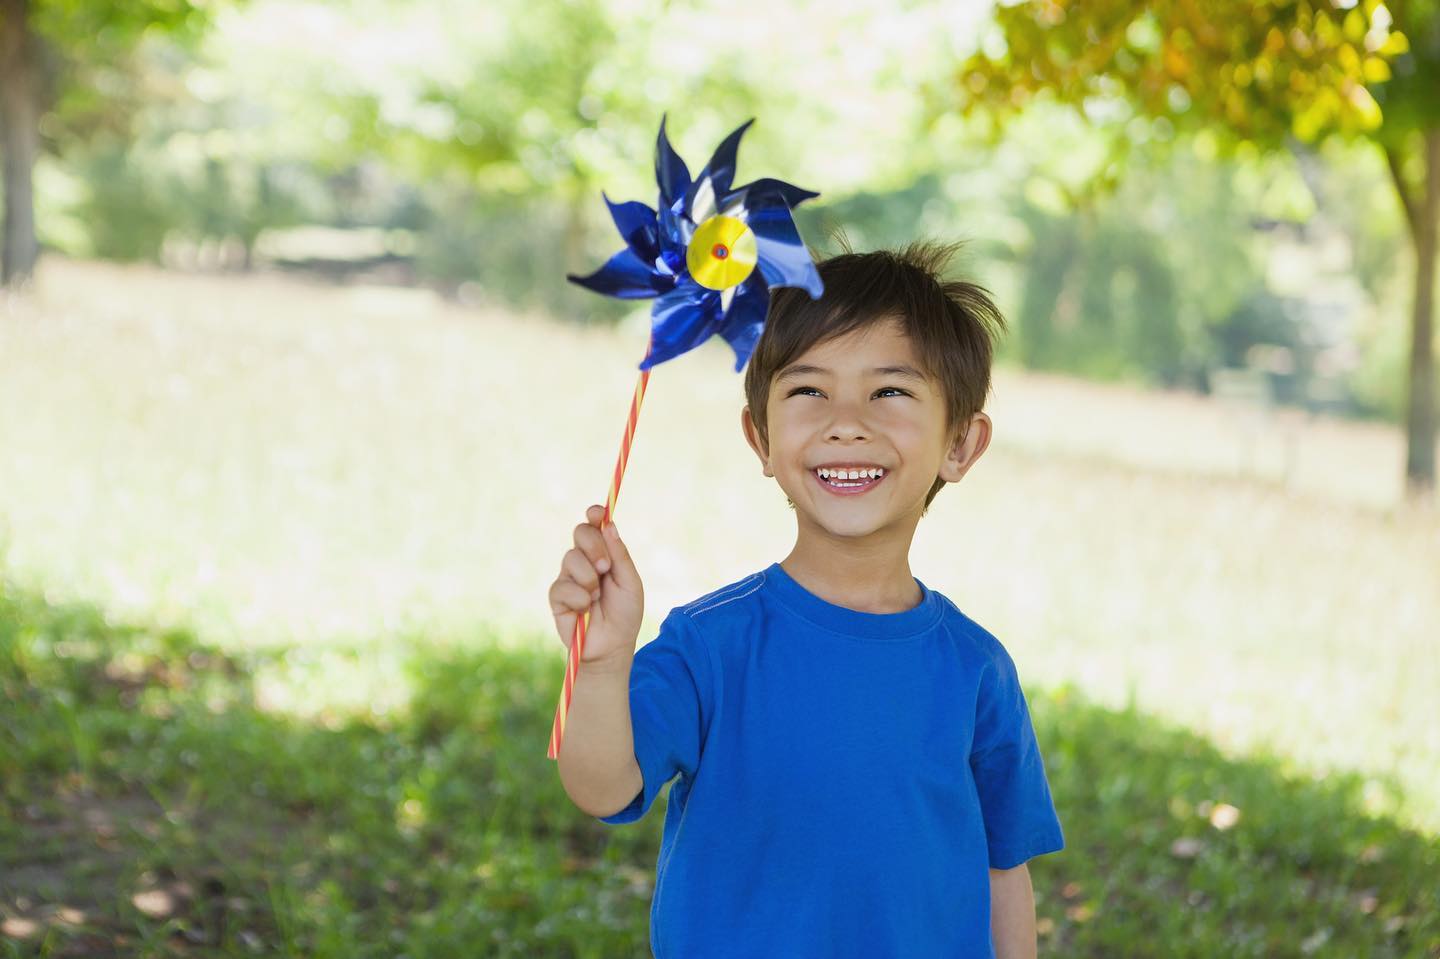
left=549, top=506, right=646, bottom=817
left=555, top=654, right=644, bottom=817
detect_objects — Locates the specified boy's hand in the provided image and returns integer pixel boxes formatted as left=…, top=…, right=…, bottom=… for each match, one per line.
left=548, top=505, right=644, bottom=668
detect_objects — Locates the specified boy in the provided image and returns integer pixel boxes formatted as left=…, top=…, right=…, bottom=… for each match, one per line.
left=549, top=241, right=1064, bottom=958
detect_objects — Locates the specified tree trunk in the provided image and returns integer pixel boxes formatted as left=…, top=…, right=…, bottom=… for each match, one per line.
left=1403, top=131, right=1439, bottom=499
left=0, top=0, right=39, bottom=287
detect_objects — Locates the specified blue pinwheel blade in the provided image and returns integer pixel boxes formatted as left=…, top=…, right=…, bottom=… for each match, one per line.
left=692, top=118, right=754, bottom=205
left=724, top=177, right=820, bottom=212
left=567, top=247, right=662, bottom=299
left=715, top=274, right=769, bottom=371
left=603, top=193, right=660, bottom=264
left=747, top=205, right=824, bottom=298
left=657, top=194, right=693, bottom=274
left=655, top=115, right=692, bottom=208
left=641, top=281, right=722, bottom=370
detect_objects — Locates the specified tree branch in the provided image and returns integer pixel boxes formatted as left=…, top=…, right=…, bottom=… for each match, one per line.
left=1385, top=141, right=1421, bottom=245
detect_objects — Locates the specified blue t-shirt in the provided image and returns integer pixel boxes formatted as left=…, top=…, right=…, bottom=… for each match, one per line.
left=597, top=562, right=1065, bottom=958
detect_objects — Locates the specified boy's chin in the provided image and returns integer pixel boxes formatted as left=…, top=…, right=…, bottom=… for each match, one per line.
left=792, top=504, right=905, bottom=541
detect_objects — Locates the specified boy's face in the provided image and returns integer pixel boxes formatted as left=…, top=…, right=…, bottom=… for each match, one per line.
left=742, top=317, right=990, bottom=544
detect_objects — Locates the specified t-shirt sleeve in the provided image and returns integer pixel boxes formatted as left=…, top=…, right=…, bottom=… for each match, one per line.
left=969, top=638, right=1065, bottom=869
left=596, top=609, right=714, bottom=825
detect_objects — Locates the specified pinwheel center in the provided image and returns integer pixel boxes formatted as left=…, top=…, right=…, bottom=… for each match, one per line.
left=687, top=215, right=758, bottom=291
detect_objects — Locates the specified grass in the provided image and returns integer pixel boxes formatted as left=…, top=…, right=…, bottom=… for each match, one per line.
left=2, top=257, right=1439, bottom=954
left=2, top=581, right=1437, bottom=957
left=1, top=582, right=658, bottom=958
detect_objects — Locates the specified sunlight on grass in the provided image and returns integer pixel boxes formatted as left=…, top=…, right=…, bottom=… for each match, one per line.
left=3, top=586, right=1437, bottom=956
left=1, top=257, right=1437, bottom=838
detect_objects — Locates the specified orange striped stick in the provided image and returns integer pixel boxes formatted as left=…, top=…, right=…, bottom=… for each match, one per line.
left=548, top=366, right=652, bottom=760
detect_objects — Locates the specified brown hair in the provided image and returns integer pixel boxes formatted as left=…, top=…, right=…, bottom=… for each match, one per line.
left=743, top=239, right=1007, bottom=509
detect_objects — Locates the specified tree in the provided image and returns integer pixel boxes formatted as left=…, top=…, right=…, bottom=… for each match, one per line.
left=0, top=0, right=217, bottom=287
left=959, top=0, right=1440, bottom=498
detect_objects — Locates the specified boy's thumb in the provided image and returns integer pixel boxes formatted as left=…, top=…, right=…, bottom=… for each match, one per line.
left=602, top=521, right=640, bottom=589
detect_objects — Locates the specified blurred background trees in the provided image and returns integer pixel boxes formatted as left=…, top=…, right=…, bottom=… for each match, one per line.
left=2, top=0, right=1435, bottom=492
left=957, top=0, right=1439, bottom=495
left=0, top=0, right=225, bottom=283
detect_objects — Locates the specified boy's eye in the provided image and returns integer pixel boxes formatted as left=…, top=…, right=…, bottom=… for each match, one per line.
left=785, top=385, right=912, bottom=399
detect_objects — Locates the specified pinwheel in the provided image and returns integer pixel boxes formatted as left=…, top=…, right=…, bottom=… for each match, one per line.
left=548, top=116, right=823, bottom=760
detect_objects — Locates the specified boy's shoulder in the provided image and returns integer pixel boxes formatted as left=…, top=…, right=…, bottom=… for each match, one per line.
left=929, top=588, right=1020, bottom=670
left=673, top=569, right=769, bottom=622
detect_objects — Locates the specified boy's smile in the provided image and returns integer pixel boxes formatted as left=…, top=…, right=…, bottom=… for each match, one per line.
left=812, top=464, right=887, bottom=494
left=743, top=316, right=991, bottom=562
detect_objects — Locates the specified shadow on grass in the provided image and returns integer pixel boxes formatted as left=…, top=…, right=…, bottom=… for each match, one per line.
left=1, top=579, right=1436, bottom=959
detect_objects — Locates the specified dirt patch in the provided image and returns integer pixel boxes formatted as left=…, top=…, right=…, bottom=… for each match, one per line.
left=2, top=780, right=296, bottom=956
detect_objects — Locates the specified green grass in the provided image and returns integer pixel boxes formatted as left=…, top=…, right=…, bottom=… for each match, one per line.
left=1, top=581, right=657, bottom=957
left=3, top=580, right=1438, bottom=958
left=2, top=260, right=1439, bottom=955
left=2, top=260, right=1437, bottom=841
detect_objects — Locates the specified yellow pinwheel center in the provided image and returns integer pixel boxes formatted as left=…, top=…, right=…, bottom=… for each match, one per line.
left=687, top=215, right=757, bottom=290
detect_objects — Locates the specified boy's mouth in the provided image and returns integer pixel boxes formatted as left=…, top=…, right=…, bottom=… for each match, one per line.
left=812, top=465, right=887, bottom=496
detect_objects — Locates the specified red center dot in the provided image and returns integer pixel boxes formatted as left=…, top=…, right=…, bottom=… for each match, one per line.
left=712, top=243, right=729, bottom=259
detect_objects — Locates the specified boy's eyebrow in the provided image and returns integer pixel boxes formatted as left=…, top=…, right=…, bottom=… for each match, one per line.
left=775, top=363, right=928, bottom=382
left=872, top=364, right=927, bottom=381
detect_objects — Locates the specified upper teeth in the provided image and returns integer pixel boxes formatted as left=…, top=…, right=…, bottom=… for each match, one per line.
left=818, top=467, right=883, bottom=480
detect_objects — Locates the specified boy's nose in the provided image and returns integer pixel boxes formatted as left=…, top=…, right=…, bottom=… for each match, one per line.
left=827, top=416, right=869, bottom=442
left=825, top=397, right=870, bottom=441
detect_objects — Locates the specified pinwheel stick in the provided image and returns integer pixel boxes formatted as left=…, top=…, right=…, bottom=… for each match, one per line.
left=547, top=367, right=652, bottom=761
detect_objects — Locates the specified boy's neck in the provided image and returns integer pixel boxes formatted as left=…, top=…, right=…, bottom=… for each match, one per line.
left=779, top=523, right=923, bottom=615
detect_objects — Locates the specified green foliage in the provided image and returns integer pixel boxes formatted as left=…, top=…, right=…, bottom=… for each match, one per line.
left=950, top=0, right=1437, bottom=420
left=31, top=0, right=226, bottom=147
left=410, top=187, right=630, bottom=318
left=61, top=137, right=311, bottom=263
left=2, top=580, right=1438, bottom=956
left=1005, top=144, right=1274, bottom=387
left=959, top=0, right=1411, bottom=148
left=1369, top=0, right=1440, bottom=140
left=64, top=145, right=174, bottom=261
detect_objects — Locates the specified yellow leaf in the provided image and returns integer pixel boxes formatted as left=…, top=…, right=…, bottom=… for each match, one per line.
left=1338, top=43, right=1361, bottom=77
left=1346, top=82, right=1383, bottom=129
left=1163, top=43, right=1190, bottom=79
left=1363, top=56, right=1391, bottom=84
left=1293, top=101, right=1323, bottom=141
left=1265, top=26, right=1286, bottom=58
left=1378, top=31, right=1409, bottom=57
left=1343, top=8, right=1367, bottom=42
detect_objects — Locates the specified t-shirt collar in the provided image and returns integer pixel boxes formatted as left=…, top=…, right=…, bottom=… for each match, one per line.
left=761, top=561, right=942, bottom=640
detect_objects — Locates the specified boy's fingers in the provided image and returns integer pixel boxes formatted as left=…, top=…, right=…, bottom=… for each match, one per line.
left=555, top=612, right=576, bottom=647
left=573, top=522, right=611, bottom=575
left=586, top=504, right=605, bottom=528
left=600, top=522, right=641, bottom=591
left=560, top=548, right=600, bottom=593
left=548, top=579, right=591, bottom=645
left=549, top=578, right=592, bottom=616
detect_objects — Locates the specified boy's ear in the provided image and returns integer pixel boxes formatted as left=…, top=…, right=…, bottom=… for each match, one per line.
left=937, top=411, right=991, bottom=484
left=740, top=406, right=774, bottom=477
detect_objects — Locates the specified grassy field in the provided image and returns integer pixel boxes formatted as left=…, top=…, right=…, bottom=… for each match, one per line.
left=2, top=257, right=1438, bottom=956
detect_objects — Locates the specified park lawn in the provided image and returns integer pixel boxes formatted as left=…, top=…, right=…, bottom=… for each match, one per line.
left=2, top=259, right=1438, bottom=955
left=3, top=580, right=1438, bottom=958
left=0, top=259, right=1437, bottom=843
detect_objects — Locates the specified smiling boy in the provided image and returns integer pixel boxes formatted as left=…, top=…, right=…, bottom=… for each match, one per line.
left=550, top=241, right=1064, bottom=958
